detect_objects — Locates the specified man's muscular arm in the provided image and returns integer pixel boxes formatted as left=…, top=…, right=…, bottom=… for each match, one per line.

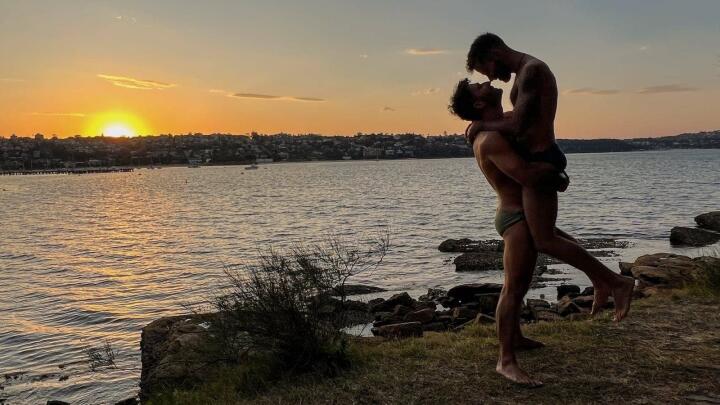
left=469, top=63, right=547, bottom=138
left=483, top=132, right=566, bottom=190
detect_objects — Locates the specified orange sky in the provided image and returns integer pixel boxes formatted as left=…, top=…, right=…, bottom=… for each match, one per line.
left=1, top=1, right=719, bottom=139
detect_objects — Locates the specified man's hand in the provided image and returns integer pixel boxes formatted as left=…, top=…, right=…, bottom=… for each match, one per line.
left=556, top=171, right=570, bottom=192
left=465, top=121, right=482, bottom=145
left=539, top=170, right=569, bottom=192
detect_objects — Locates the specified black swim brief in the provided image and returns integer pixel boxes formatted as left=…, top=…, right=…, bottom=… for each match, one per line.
left=527, top=142, right=567, bottom=172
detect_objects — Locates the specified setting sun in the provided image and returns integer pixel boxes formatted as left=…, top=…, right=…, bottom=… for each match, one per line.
left=103, top=124, right=135, bottom=137
left=86, top=111, right=149, bottom=138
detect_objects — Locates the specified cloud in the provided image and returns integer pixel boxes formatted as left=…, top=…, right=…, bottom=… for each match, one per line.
left=97, top=74, right=176, bottom=90
left=565, top=87, right=621, bottom=95
left=639, top=45, right=649, bottom=52
left=0, top=78, right=25, bottom=82
left=637, top=84, right=699, bottom=94
left=360, top=54, right=369, bottom=59
left=31, top=112, right=86, bottom=117
left=114, top=15, right=137, bottom=23
left=382, top=106, right=396, bottom=112
left=405, top=48, right=449, bottom=56
left=228, top=93, right=326, bottom=102
left=209, top=89, right=227, bottom=94
left=412, top=88, right=440, bottom=96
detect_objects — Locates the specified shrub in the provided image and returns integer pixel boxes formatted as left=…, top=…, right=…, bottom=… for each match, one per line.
left=212, top=231, right=390, bottom=374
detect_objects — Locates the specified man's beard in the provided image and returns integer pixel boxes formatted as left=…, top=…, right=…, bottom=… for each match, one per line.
left=495, top=62, right=512, bottom=82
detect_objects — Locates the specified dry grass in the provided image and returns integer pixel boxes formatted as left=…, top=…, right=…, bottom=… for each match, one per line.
left=148, top=292, right=720, bottom=404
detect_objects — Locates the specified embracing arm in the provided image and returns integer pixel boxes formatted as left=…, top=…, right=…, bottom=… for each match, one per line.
left=484, top=132, right=566, bottom=190
left=469, top=63, right=547, bottom=138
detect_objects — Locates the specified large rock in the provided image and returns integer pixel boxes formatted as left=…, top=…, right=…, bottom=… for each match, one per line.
left=526, top=299, right=552, bottom=321
left=369, top=292, right=415, bottom=313
left=404, top=308, right=436, bottom=324
left=618, top=262, right=634, bottom=276
left=418, top=288, right=447, bottom=303
left=447, top=283, right=503, bottom=304
left=331, top=284, right=386, bottom=296
left=371, top=322, right=423, bottom=339
left=438, top=238, right=504, bottom=252
left=453, top=251, right=504, bottom=272
left=557, top=296, right=582, bottom=316
left=556, top=284, right=581, bottom=300
left=695, top=211, right=720, bottom=232
left=629, top=253, right=701, bottom=288
left=452, top=306, right=479, bottom=321
left=475, top=293, right=500, bottom=315
left=439, top=238, right=629, bottom=253
left=140, top=313, right=223, bottom=400
left=411, top=300, right=437, bottom=311
left=670, top=226, right=720, bottom=247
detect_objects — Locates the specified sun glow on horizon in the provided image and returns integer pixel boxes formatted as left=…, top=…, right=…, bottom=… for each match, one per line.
left=102, top=123, right=135, bottom=137
left=86, top=111, right=149, bottom=138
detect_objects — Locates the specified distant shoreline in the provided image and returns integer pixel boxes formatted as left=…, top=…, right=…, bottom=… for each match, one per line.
left=0, top=147, right=716, bottom=175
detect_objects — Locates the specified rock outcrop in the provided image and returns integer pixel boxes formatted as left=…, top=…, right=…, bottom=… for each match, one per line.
left=438, top=238, right=630, bottom=253
left=670, top=226, right=720, bottom=247
left=443, top=238, right=628, bottom=272
left=331, top=284, right=386, bottom=296
left=695, top=211, right=720, bottom=232
left=625, top=253, right=704, bottom=288
left=140, top=313, right=221, bottom=401
left=452, top=251, right=505, bottom=272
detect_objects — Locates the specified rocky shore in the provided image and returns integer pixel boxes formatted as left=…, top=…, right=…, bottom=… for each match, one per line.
left=138, top=211, right=720, bottom=401
left=670, top=211, right=720, bottom=246
left=139, top=249, right=719, bottom=400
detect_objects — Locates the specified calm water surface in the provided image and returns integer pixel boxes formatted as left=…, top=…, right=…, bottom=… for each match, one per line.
left=1, top=149, right=718, bottom=403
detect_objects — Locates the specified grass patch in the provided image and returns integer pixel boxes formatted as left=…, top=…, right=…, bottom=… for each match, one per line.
left=148, top=294, right=720, bottom=404
left=688, top=256, right=720, bottom=298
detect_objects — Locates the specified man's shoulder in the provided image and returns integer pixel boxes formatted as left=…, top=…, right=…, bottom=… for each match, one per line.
left=475, top=131, right=509, bottom=152
left=520, top=58, right=551, bottom=79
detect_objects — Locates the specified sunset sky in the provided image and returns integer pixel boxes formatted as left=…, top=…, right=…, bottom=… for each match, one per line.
left=1, top=0, right=719, bottom=139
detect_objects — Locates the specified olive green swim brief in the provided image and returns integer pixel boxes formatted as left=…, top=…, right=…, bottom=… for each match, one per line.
left=495, top=209, right=525, bottom=236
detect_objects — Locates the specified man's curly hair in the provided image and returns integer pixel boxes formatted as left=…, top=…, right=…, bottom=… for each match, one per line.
left=448, top=79, right=483, bottom=121
left=466, top=33, right=507, bottom=72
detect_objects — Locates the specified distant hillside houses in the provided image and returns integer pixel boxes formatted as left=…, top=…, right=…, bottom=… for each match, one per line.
left=0, top=130, right=717, bottom=170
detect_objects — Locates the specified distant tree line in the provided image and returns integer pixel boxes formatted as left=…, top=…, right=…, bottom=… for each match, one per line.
left=0, top=130, right=717, bottom=170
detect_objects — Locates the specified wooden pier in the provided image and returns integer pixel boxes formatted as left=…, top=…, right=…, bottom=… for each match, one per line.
left=0, top=167, right=135, bottom=176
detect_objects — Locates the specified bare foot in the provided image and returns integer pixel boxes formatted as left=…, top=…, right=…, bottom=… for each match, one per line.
left=591, top=283, right=611, bottom=315
left=612, top=276, right=635, bottom=322
left=496, top=360, right=543, bottom=387
left=514, top=336, right=545, bottom=351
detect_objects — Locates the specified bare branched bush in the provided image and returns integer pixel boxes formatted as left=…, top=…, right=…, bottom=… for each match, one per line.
left=212, top=230, right=390, bottom=374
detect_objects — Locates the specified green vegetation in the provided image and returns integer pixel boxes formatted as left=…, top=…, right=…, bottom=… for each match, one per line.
left=198, top=233, right=389, bottom=378
left=688, top=253, right=720, bottom=298
left=148, top=290, right=720, bottom=404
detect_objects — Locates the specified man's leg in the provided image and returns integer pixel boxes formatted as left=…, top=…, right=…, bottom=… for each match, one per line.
left=496, top=220, right=542, bottom=386
left=554, top=227, right=578, bottom=243
left=512, top=270, right=545, bottom=350
left=521, top=187, right=634, bottom=321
